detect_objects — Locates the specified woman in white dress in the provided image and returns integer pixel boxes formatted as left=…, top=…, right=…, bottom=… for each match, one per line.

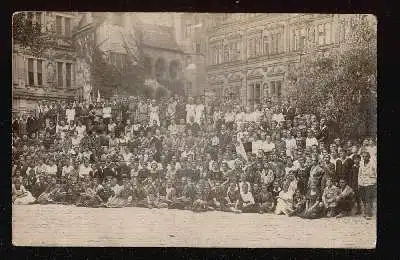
left=149, top=99, right=160, bottom=126
left=275, top=174, right=297, bottom=215
left=12, top=178, right=36, bottom=205
left=194, top=99, right=205, bottom=125
left=186, top=97, right=196, bottom=124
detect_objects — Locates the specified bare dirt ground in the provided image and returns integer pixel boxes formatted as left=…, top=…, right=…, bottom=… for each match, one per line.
left=12, top=204, right=376, bottom=248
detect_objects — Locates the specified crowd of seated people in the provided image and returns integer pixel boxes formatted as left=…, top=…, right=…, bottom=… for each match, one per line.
left=12, top=95, right=377, bottom=219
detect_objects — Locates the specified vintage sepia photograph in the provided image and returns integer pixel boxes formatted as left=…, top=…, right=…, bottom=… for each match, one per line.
left=12, top=12, right=377, bottom=248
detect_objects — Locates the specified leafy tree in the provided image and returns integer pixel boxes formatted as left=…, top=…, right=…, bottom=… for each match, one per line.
left=287, top=15, right=377, bottom=139
left=12, top=12, right=57, bottom=58
left=75, top=16, right=150, bottom=100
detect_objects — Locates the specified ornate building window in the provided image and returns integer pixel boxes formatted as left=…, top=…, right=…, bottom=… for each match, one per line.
left=185, top=22, right=192, bottom=39
left=248, top=37, right=261, bottom=58
left=248, top=38, right=255, bottom=58
left=293, top=28, right=306, bottom=51
left=28, top=58, right=34, bottom=86
left=270, top=80, right=282, bottom=97
left=57, top=62, right=63, bottom=88
left=66, top=63, right=72, bottom=88
left=223, top=43, right=229, bottom=62
left=236, top=41, right=241, bottom=60
left=317, top=22, right=332, bottom=45
left=37, top=60, right=43, bottom=86
left=255, top=37, right=261, bottom=57
left=308, top=26, right=316, bottom=43
left=217, top=46, right=222, bottom=64
left=254, top=82, right=261, bottom=104
left=56, top=16, right=62, bottom=36
left=270, top=32, right=282, bottom=54
left=229, top=41, right=240, bottom=61
left=263, top=36, right=269, bottom=56
left=65, top=17, right=71, bottom=37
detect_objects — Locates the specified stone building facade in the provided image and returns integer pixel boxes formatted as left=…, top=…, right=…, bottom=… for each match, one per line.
left=74, top=12, right=186, bottom=99
left=12, top=11, right=81, bottom=115
left=205, top=13, right=374, bottom=106
left=171, top=13, right=211, bottom=99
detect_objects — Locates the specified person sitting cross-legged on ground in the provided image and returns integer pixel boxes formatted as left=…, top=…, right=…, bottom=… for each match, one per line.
left=209, top=179, right=230, bottom=211
left=254, top=183, right=275, bottom=214
left=275, top=174, right=297, bottom=215
left=106, top=176, right=133, bottom=208
left=143, top=178, right=168, bottom=209
left=289, top=188, right=306, bottom=217
left=12, top=178, right=36, bottom=205
left=238, top=182, right=256, bottom=213
left=75, top=177, right=101, bottom=207
left=192, top=180, right=213, bottom=212
left=161, top=180, right=177, bottom=208
left=301, top=184, right=324, bottom=219
left=335, top=178, right=355, bottom=218
left=225, top=182, right=241, bottom=213
left=174, top=177, right=196, bottom=210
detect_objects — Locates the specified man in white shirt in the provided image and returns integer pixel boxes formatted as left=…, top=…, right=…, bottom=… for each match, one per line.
left=272, top=107, right=285, bottom=123
left=79, top=160, right=93, bottom=178
left=62, top=159, right=74, bottom=177
left=358, top=151, right=376, bottom=219
left=102, top=101, right=112, bottom=124
left=71, top=131, right=81, bottom=148
left=252, top=135, right=263, bottom=154
left=305, top=130, right=319, bottom=149
left=56, top=120, right=68, bottom=141
left=46, top=159, right=58, bottom=176
left=76, top=120, right=86, bottom=138
left=262, top=135, right=276, bottom=153
left=107, top=118, right=117, bottom=133
left=65, top=104, right=75, bottom=124
left=284, top=131, right=297, bottom=157
left=186, top=98, right=196, bottom=124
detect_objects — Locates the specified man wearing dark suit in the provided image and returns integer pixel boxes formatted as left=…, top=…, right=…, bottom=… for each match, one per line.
left=283, top=101, right=296, bottom=122
left=347, top=154, right=362, bottom=215
left=317, top=118, right=330, bottom=149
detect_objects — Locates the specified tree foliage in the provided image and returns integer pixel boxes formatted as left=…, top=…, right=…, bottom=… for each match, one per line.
left=75, top=20, right=151, bottom=99
left=12, top=12, right=57, bottom=57
left=287, top=16, right=377, bottom=139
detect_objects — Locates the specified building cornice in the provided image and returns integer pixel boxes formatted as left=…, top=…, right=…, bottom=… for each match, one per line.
left=12, top=87, right=77, bottom=100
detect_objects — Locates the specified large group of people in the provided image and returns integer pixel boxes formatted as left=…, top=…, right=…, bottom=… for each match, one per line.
left=12, top=95, right=377, bottom=219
